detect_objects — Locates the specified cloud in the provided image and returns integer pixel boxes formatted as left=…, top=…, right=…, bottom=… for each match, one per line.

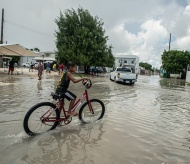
left=109, top=19, right=168, bottom=67
left=174, top=35, right=190, bottom=50
left=106, top=0, right=190, bottom=68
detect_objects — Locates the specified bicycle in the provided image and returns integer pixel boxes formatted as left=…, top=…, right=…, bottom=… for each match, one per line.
left=23, top=79, right=105, bottom=136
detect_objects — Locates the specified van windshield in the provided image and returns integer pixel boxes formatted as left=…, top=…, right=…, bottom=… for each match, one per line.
left=117, top=68, right=131, bottom=72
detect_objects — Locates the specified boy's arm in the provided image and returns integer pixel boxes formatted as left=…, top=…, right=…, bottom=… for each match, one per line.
left=67, top=72, right=85, bottom=83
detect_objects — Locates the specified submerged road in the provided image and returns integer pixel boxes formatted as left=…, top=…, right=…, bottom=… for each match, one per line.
left=0, top=73, right=190, bottom=163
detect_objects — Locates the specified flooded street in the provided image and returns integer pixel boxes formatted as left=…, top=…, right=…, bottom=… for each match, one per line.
left=0, top=73, right=190, bottom=164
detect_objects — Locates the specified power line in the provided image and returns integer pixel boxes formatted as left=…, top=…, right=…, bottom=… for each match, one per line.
left=5, top=19, right=53, bottom=38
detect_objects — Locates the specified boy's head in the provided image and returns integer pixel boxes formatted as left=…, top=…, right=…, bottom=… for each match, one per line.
left=67, top=61, right=76, bottom=72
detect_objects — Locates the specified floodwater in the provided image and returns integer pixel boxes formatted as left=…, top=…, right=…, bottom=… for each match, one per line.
left=0, top=73, right=190, bottom=164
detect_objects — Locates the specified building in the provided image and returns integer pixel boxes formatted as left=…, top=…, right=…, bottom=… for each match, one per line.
left=139, top=66, right=151, bottom=75
left=0, top=44, right=38, bottom=67
left=32, top=51, right=56, bottom=62
left=18, top=51, right=56, bottom=64
left=114, top=54, right=140, bottom=74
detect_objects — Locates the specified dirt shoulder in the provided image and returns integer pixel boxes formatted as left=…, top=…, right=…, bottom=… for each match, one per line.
left=0, top=67, right=108, bottom=79
left=0, top=67, right=59, bottom=77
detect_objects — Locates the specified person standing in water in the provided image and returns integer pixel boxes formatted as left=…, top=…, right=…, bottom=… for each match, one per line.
left=38, top=61, right=43, bottom=80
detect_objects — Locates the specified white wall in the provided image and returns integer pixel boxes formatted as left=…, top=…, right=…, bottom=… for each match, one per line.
left=105, top=67, right=113, bottom=72
left=19, top=56, right=34, bottom=65
left=186, top=64, right=190, bottom=83
left=186, top=71, right=190, bottom=83
left=170, top=74, right=181, bottom=78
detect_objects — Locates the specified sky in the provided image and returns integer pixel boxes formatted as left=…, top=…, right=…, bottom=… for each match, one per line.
left=1, top=0, right=190, bottom=68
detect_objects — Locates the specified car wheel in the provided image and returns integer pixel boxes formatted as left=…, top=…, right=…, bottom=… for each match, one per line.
left=114, top=77, right=117, bottom=83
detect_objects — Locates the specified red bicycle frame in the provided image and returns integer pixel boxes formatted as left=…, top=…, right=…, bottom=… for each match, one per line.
left=41, top=89, right=94, bottom=125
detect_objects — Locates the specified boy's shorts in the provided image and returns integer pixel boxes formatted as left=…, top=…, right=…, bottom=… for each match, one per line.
left=62, top=90, right=76, bottom=101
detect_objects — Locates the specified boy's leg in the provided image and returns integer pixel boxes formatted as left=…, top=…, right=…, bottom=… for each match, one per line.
left=59, top=102, right=63, bottom=112
left=64, top=91, right=77, bottom=116
left=11, top=68, right=13, bottom=75
left=39, top=74, right=42, bottom=80
left=68, top=99, right=77, bottom=116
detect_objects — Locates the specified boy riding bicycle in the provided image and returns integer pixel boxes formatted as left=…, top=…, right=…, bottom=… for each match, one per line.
left=56, top=61, right=86, bottom=116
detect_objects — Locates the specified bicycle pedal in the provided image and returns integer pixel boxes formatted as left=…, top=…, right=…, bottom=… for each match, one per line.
left=64, top=117, right=72, bottom=124
left=57, top=122, right=63, bottom=126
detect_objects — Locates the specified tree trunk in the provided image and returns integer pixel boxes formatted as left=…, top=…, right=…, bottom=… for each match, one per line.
left=84, top=66, right=90, bottom=74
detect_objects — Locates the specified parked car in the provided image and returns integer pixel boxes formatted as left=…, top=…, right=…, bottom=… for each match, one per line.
left=44, top=60, right=54, bottom=64
left=34, top=62, right=39, bottom=68
left=22, top=62, right=30, bottom=68
left=89, top=66, right=103, bottom=74
left=110, top=67, right=137, bottom=84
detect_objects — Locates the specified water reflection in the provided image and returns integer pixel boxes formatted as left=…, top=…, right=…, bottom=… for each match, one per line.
left=37, top=81, right=42, bottom=93
left=20, top=123, right=105, bottom=164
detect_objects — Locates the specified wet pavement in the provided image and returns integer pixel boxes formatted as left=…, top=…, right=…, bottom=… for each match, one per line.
left=0, top=73, right=190, bottom=164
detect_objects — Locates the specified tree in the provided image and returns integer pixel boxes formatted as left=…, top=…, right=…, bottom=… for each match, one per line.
left=55, top=8, right=115, bottom=73
left=161, top=50, right=190, bottom=74
left=34, top=47, right=40, bottom=52
left=139, top=62, right=152, bottom=71
left=27, top=47, right=40, bottom=52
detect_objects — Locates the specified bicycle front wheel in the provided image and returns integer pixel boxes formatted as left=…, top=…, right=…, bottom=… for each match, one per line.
left=23, top=102, right=60, bottom=136
left=79, top=99, right=105, bottom=123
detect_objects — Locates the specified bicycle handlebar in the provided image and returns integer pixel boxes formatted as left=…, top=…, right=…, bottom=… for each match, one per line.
left=75, top=72, right=92, bottom=89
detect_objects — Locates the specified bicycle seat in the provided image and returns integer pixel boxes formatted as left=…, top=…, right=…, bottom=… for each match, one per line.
left=51, top=92, right=64, bottom=100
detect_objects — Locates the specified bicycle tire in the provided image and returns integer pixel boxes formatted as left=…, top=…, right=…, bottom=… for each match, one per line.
left=78, top=99, right=105, bottom=123
left=23, top=102, right=60, bottom=136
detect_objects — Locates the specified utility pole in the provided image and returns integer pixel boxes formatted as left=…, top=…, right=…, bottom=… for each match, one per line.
left=166, top=33, right=172, bottom=78
left=1, top=8, right=4, bottom=44
left=169, top=33, right=171, bottom=51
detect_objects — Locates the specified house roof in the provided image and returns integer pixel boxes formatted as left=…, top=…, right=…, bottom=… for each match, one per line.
left=0, top=44, right=38, bottom=57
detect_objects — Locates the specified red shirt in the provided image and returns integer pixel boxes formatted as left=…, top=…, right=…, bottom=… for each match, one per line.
left=59, top=64, right=64, bottom=69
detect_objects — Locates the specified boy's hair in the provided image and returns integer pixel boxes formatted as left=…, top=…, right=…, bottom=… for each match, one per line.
left=67, top=61, right=75, bottom=68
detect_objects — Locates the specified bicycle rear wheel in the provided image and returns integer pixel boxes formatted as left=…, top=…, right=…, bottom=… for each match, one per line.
left=79, top=99, right=105, bottom=123
left=23, top=102, right=60, bottom=136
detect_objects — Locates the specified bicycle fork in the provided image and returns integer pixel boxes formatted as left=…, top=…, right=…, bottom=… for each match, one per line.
left=88, top=101, right=94, bottom=114
left=85, top=90, right=94, bottom=114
